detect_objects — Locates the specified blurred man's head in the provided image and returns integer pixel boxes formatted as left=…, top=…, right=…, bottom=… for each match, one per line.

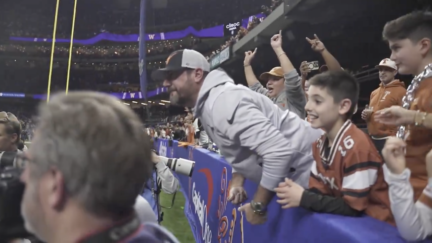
left=20, top=92, right=153, bottom=242
left=383, top=11, right=432, bottom=75
left=259, top=67, right=284, bottom=98
left=0, top=112, right=21, bottom=151
left=152, top=50, right=210, bottom=108
left=376, top=58, right=398, bottom=84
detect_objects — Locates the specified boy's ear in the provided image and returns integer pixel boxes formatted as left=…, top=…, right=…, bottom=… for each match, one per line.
left=418, top=37, right=431, bottom=57
left=338, top=98, right=352, bottom=116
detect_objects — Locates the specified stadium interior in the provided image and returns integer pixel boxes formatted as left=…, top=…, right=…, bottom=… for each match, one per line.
left=1, top=0, right=432, bottom=242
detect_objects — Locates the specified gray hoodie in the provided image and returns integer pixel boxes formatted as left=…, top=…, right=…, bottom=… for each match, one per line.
left=193, top=69, right=323, bottom=190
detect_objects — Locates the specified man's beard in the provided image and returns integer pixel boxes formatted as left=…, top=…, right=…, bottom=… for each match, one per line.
left=169, top=89, right=189, bottom=107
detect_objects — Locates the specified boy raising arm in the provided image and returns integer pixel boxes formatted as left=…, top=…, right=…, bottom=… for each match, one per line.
left=274, top=70, right=394, bottom=224
left=378, top=10, right=432, bottom=200
left=382, top=137, right=432, bottom=241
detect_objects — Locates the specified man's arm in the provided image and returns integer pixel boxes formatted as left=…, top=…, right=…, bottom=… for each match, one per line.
left=213, top=94, right=296, bottom=206
left=282, top=70, right=306, bottom=119
left=154, top=157, right=179, bottom=194
left=320, top=49, right=342, bottom=71
left=244, top=49, right=269, bottom=96
left=246, top=66, right=269, bottom=96
left=272, top=32, right=306, bottom=117
left=306, top=34, right=342, bottom=71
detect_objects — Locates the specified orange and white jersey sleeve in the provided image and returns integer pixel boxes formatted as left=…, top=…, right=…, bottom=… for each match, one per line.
left=341, top=148, right=381, bottom=211
left=383, top=165, right=432, bottom=241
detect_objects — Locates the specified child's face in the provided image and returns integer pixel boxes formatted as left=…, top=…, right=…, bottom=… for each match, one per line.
left=388, top=38, right=430, bottom=75
left=305, top=85, right=351, bottom=131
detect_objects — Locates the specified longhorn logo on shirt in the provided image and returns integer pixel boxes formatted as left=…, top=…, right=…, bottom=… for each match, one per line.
left=380, top=91, right=391, bottom=101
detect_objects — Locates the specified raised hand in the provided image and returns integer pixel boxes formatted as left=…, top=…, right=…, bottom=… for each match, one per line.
left=306, top=34, right=325, bottom=52
left=271, top=30, right=283, bottom=49
left=244, top=48, right=257, bottom=66
left=300, top=61, right=310, bottom=78
left=382, top=137, right=407, bottom=175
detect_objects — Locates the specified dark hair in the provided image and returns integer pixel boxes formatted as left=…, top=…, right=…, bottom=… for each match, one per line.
left=383, top=10, right=432, bottom=42
left=309, top=70, right=359, bottom=118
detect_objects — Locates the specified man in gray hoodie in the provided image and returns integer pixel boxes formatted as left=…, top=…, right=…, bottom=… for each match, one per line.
left=152, top=49, right=322, bottom=225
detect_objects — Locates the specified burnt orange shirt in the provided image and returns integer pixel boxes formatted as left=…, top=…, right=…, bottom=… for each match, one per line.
left=367, top=80, right=406, bottom=137
left=309, top=120, right=394, bottom=225
left=406, top=77, right=432, bottom=200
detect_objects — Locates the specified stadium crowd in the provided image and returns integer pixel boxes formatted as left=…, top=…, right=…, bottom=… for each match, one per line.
left=1, top=0, right=432, bottom=242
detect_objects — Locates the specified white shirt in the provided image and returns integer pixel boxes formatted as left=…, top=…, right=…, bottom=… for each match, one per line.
left=383, top=165, right=432, bottom=241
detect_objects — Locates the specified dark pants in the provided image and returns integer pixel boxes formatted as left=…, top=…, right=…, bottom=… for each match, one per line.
left=370, top=137, right=387, bottom=157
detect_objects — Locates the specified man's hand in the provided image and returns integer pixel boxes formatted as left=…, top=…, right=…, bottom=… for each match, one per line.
left=274, top=178, right=304, bottom=209
left=238, top=203, right=267, bottom=225
left=228, top=186, right=247, bottom=204
left=152, top=151, right=160, bottom=164
left=306, top=34, right=325, bottom=53
left=382, top=137, right=407, bottom=175
left=270, top=30, right=283, bottom=50
left=244, top=48, right=257, bottom=66
left=228, top=174, right=247, bottom=204
left=361, top=109, right=373, bottom=121
left=300, top=61, right=310, bottom=78
left=374, top=106, right=416, bottom=126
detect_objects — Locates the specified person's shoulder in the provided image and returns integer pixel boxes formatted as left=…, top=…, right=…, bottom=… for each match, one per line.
left=126, top=223, right=179, bottom=243
left=344, top=123, right=373, bottom=149
left=371, top=87, right=380, bottom=96
left=341, top=123, right=381, bottom=160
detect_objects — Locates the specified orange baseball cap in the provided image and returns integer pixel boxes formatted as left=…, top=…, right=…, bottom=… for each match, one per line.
left=259, top=67, right=284, bottom=81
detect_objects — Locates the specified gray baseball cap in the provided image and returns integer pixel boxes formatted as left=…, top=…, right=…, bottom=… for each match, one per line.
left=151, top=49, right=210, bottom=81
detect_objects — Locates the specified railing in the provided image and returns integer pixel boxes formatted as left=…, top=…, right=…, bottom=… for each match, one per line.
left=153, top=139, right=428, bottom=243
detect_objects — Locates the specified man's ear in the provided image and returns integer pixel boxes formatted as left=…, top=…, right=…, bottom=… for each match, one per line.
left=193, top=69, right=205, bottom=83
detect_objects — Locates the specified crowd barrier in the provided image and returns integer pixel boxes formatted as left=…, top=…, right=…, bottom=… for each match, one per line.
left=154, top=139, right=431, bottom=243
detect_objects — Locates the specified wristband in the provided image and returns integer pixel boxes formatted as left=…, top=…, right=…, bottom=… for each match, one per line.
left=277, top=52, right=285, bottom=57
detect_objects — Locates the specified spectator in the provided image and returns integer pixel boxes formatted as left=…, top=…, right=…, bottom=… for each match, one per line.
left=152, top=49, right=322, bottom=225
left=0, top=112, right=22, bottom=152
left=275, top=71, right=394, bottom=225
left=381, top=10, right=432, bottom=201
left=361, top=58, right=406, bottom=154
left=19, top=91, right=179, bottom=243
left=244, top=31, right=306, bottom=118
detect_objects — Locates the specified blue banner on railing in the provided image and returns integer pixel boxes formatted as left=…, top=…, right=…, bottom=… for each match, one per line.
left=153, top=139, right=431, bottom=243
left=10, top=14, right=266, bottom=45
